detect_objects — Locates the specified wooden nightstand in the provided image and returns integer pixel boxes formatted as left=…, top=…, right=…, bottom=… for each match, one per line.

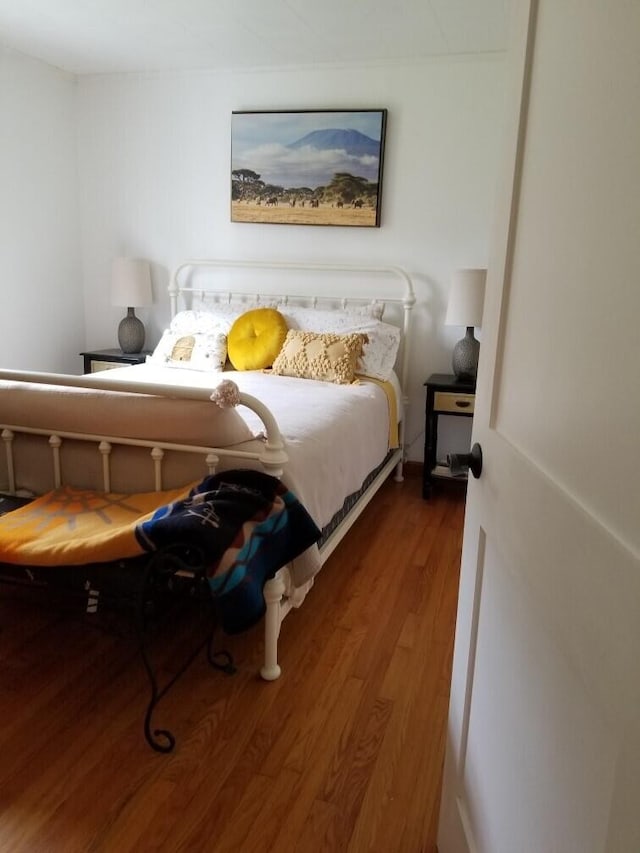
left=80, top=349, right=151, bottom=374
left=423, top=373, right=476, bottom=499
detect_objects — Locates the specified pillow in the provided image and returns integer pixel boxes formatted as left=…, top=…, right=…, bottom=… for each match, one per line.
left=278, top=307, right=400, bottom=381
left=278, top=305, right=381, bottom=333
left=170, top=310, right=230, bottom=335
left=170, top=302, right=280, bottom=336
left=356, top=321, right=401, bottom=381
left=148, top=329, right=227, bottom=371
left=271, top=330, right=367, bottom=385
left=227, top=308, right=288, bottom=371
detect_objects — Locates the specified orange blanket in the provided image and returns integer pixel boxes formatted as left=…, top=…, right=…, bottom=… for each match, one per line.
left=0, top=484, right=190, bottom=566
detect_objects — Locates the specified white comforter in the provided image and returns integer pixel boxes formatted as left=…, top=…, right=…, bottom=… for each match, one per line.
left=100, top=364, right=394, bottom=532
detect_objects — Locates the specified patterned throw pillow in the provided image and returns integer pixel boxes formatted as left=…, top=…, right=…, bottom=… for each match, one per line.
left=148, top=329, right=227, bottom=371
left=271, top=330, right=367, bottom=384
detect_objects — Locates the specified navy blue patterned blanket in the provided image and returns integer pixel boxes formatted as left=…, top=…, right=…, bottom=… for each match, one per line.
left=135, top=469, right=321, bottom=633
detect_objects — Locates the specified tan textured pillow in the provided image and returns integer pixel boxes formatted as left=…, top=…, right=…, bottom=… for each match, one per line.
left=271, top=330, right=367, bottom=384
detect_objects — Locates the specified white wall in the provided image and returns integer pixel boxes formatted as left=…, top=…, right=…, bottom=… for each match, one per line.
left=0, top=46, right=83, bottom=372
left=77, top=57, right=506, bottom=461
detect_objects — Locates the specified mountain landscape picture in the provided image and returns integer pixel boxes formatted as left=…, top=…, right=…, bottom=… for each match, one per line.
left=231, top=110, right=387, bottom=227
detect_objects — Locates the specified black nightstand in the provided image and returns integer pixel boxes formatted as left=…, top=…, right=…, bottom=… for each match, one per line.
left=80, top=349, right=151, bottom=374
left=423, top=373, right=476, bottom=499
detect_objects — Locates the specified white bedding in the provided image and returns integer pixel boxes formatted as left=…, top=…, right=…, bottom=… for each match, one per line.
left=99, top=363, right=396, bottom=532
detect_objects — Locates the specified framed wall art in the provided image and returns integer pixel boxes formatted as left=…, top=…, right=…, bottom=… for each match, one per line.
left=231, top=109, right=387, bottom=227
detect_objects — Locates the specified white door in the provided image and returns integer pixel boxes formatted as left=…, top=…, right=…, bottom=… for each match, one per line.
left=438, top=1, right=640, bottom=851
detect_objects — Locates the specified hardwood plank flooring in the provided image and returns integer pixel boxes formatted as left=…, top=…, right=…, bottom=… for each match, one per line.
left=0, top=473, right=464, bottom=852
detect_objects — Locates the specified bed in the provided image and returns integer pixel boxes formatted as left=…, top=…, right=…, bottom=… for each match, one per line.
left=0, top=258, right=415, bottom=747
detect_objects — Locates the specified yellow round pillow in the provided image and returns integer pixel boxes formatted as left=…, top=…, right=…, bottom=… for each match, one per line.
left=227, top=308, right=288, bottom=370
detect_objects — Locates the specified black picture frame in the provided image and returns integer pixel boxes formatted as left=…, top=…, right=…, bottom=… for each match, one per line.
left=231, top=109, right=387, bottom=227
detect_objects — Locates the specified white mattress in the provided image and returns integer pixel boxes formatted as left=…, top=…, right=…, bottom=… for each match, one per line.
left=100, top=364, right=397, bottom=532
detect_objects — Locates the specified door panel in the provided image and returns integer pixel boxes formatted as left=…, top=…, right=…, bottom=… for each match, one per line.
left=494, top=0, right=640, bottom=551
left=466, top=537, right=615, bottom=853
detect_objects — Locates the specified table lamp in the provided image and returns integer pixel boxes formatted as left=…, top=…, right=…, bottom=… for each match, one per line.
left=445, top=268, right=486, bottom=380
left=111, top=257, right=152, bottom=353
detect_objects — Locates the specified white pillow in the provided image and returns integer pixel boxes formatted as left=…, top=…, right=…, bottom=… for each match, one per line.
left=148, top=329, right=227, bottom=371
left=358, top=321, right=401, bottom=381
left=279, top=306, right=400, bottom=381
left=170, top=303, right=279, bottom=336
left=170, top=309, right=232, bottom=335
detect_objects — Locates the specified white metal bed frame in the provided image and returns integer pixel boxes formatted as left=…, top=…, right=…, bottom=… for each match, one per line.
left=169, top=258, right=415, bottom=678
left=1, top=259, right=415, bottom=680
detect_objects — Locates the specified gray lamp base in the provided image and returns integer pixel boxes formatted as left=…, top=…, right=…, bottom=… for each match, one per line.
left=118, top=307, right=145, bottom=354
left=452, top=326, right=480, bottom=380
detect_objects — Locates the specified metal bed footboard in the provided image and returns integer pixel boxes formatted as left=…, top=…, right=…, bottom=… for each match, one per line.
left=0, top=370, right=290, bottom=748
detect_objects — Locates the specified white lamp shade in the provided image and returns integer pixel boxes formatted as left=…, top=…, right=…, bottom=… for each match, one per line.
left=111, top=257, right=152, bottom=308
left=445, top=268, right=486, bottom=328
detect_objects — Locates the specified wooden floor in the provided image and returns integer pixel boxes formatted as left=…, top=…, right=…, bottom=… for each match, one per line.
left=0, top=473, right=464, bottom=852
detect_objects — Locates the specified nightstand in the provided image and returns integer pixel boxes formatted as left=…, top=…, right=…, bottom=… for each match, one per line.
left=80, top=349, right=151, bottom=373
left=423, top=373, right=476, bottom=499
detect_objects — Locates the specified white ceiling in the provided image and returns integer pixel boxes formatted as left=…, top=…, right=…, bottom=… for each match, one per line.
left=0, top=0, right=508, bottom=75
